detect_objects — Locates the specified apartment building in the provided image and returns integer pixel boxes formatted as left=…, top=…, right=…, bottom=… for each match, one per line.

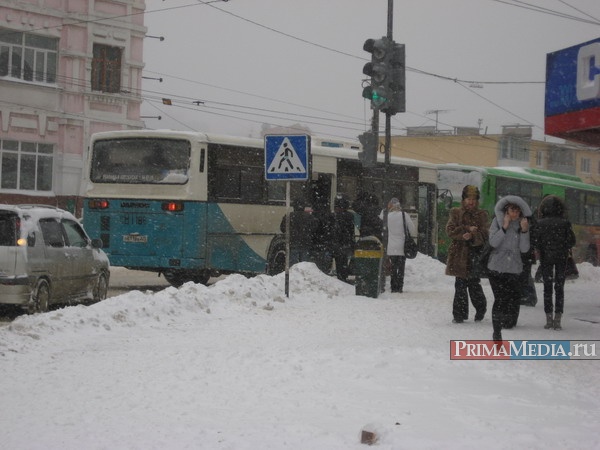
left=389, top=126, right=600, bottom=186
left=0, top=0, right=146, bottom=214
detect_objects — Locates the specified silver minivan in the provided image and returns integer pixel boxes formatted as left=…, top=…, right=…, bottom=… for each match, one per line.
left=0, top=205, right=110, bottom=313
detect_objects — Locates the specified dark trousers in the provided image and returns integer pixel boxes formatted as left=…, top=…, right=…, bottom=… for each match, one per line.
left=452, top=277, right=487, bottom=320
left=389, top=255, right=406, bottom=292
left=519, top=261, right=538, bottom=306
left=541, top=260, right=566, bottom=314
left=489, top=272, right=521, bottom=333
left=333, top=246, right=353, bottom=282
left=289, top=248, right=312, bottom=266
left=311, top=245, right=332, bottom=273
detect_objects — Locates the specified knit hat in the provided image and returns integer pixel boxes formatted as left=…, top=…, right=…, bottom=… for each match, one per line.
left=388, top=197, right=401, bottom=210
left=462, top=185, right=480, bottom=200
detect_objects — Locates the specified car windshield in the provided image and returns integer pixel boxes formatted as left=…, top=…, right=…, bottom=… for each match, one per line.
left=90, top=138, right=191, bottom=184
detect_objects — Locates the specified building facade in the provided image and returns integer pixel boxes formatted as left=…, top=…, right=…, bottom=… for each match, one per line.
left=390, top=126, right=600, bottom=186
left=0, top=0, right=145, bottom=214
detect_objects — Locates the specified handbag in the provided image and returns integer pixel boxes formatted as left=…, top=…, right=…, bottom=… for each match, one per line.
left=565, top=251, right=579, bottom=280
left=469, top=242, right=492, bottom=279
left=403, top=212, right=418, bottom=259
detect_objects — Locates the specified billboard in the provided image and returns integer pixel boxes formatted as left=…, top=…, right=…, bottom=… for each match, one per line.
left=545, top=37, right=600, bottom=146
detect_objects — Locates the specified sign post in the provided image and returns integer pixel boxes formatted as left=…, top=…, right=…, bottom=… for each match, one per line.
left=265, top=135, right=310, bottom=297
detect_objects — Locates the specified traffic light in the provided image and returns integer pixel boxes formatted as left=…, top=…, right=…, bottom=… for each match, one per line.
left=387, top=42, right=406, bottom=114
left=358, top=131, right=378, bottom=168
left=362, top=37, right=392, bottom=110
left=362, top=37, right=406, bottom=115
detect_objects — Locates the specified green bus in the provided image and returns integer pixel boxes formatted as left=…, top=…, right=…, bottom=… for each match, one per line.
left=436, top=164, right=600, bottom=265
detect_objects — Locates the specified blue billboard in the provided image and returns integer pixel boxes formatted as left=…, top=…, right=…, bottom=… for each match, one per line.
left=545, top=37, right=600, bottom=145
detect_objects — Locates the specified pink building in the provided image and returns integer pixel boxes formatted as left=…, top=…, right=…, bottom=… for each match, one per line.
left=0, top=0, right=145, bottom=215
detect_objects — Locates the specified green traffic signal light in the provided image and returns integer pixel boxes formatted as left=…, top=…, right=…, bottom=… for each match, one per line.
left=362, top=86, right=388, bottom=106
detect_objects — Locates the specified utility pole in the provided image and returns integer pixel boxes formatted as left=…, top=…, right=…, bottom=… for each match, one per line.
left=360, top=0, right=405, bottom=296
left=380, top=0, right=394, bottom=295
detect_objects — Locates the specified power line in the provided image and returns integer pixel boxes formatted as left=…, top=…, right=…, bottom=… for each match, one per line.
left=488, top=0, right=600, bottom=26
left=557, top=0, right=600, bottom=22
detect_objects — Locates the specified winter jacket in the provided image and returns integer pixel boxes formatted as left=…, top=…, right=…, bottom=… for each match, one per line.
left=534, top=217, right=576, bottom=264
left=353, top=194, right=383, bottom=239
left=385, top=210, right=417, bottom=256
left=280, top=210, right=318, bottom=251
left=333, top=210, right=356, bottom=249
left=487, top=195, right=531, bottom=275
left=312, top=209, right=336, bottom=252
left=532, top=195, right=576, bottom=264
left=445, top=203, right=489, bottom=278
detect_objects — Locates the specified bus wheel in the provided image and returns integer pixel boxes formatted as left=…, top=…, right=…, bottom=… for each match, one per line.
left=267, top=245, right=286, bottom=275
left=164, top=269, right=210, bottom=287
left=188, top=270, right=210, bottom=285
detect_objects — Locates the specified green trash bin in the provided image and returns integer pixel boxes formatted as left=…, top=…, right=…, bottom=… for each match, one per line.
left=353, top=237, right=383, bottom=298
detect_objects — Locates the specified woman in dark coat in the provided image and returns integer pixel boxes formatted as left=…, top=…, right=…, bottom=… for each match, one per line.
left=445, top=186, right=489, bottom=323
left=533, top=195, right=576, bottom=330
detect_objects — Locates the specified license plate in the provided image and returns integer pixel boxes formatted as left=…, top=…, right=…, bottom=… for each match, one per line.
left=123, top=234, right=148, bottom=243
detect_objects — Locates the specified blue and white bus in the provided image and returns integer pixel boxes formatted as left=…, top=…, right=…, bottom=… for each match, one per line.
left=82, top=130, right=438, bottom=286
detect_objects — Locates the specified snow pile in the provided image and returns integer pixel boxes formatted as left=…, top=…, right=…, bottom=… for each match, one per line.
left=1, top=254, right=599, bottom=449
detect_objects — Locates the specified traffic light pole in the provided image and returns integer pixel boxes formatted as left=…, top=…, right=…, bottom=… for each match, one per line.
left=378, top=0, right=394, bottom=295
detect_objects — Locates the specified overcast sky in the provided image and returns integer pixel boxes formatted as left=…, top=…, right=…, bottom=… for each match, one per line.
left=139, top=0, right=600, bottom=142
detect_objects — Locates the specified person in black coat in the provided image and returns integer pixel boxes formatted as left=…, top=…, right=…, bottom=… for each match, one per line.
left=332, top=195, right=356, bottom=282
left=311, top=203, right=336, bottom=273
left=352, top=192, right=383, bottom=240
left=533, top=195, right=576, bottom=330
left=280, top=200, right=319, bottom=266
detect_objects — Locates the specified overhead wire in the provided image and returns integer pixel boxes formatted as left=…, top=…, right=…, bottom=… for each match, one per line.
left=488, top=0, right=600, bottom=26
left=3, top=0, right=598, bottom=138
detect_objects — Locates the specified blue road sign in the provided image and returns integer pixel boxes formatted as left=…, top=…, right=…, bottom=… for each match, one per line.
left=265, top=135, right=310, bottom=181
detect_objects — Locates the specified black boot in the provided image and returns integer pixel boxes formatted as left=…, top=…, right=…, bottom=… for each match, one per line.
left=544, top=313, right=553, bottom=329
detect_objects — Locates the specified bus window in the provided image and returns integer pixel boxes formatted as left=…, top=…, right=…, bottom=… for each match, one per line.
left=337, top=175, right=359, bottom=204
left=267, top=180, right=286, bottom=203
left=496, top=178, right=541, bottom=210
left=437, top=169, right=482, bottom=202
left=91, top=138, right=190, bottom=184
left=585, top=192, right=600, bottom=225
left=208, top=145, right=267, bottom=204
left=565, top=189, right=583, bottom=223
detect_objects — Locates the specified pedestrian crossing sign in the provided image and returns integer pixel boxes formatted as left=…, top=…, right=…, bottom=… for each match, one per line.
left=264, top=135, right=310, bottom=181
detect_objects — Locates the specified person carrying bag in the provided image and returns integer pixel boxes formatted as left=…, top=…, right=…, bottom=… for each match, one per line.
left=381, top=198, right=417, bottom=293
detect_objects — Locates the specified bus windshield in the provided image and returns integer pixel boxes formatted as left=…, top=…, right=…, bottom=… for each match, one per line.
left=91, top=138, right=191, bottom=184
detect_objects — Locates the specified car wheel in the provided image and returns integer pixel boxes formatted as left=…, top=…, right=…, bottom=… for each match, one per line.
left=30, top=279, right=50, bottom=314
left=93, top=272, right=109, bottom=302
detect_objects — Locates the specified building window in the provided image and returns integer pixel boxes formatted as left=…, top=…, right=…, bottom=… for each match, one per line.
left=499, top=136, right=529, bottom=162
left=91, top=44, right=122, bottom=93
left=0, top=140, right=53, bottom=191
left=0, top=28, right=58, bottom=84
left=581, top=157, right=591, bottom=174
left=535, top=150, right=543, bottom=167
